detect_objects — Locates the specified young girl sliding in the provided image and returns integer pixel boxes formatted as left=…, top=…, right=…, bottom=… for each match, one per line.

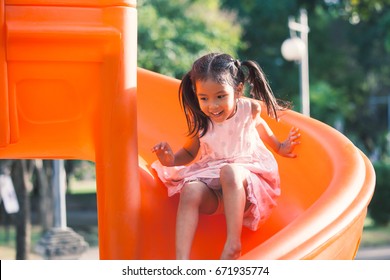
left=152, top=53, right=300, bottom=260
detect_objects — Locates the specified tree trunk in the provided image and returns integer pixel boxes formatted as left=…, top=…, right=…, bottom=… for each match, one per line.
left=35, top=159, right=53, bottom=231
left=12, top=160, right=33, bottom=260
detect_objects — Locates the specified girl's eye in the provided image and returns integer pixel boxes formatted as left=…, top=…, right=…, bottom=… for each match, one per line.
left=199, top=97, right=207, bottom=101
left=218, top=95, right=226, bottom=99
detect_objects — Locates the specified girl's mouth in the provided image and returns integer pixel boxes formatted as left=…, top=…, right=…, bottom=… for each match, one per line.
left=210, top=111, right=223, bottom=117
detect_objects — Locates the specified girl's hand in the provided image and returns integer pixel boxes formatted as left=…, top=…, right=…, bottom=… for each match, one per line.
left=152, top=142, right=175, bottom=166
left=278, top=127, right=301, bottom=158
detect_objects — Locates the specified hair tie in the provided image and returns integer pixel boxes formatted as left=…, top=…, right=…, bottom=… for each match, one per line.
left=234, top=59, right=241, bottom=69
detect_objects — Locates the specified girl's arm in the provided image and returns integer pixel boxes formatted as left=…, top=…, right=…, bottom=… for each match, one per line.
left=152, top=136, right=200, bottom=166
left=252, top=100, right=300, bottom=158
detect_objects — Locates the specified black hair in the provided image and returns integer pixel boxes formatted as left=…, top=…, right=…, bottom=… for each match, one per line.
left=179, top=53, right=289, bottom=137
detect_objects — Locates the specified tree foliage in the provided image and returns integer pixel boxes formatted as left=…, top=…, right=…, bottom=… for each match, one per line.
left=307, top=1, right=390, bottom=157
left=221, top=0, right=390, bottom=158
left=138, top=0, right=244, bottom=79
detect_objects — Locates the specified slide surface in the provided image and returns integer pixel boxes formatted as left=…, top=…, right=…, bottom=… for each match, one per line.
left=136, top=68, right=375, bottom=259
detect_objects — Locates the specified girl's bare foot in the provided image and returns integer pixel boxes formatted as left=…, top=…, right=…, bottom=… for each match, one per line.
left=220, top=241, right=241, bottom=260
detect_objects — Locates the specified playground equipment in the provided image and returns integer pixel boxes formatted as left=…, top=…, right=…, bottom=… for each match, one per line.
left=1, top=0, right=375, bottom=259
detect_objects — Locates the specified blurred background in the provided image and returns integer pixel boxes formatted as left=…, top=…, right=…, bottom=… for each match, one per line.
left=1, top=0, right=390, bottom=259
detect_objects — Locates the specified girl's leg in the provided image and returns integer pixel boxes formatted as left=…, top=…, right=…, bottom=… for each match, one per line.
left=219, top=164, right=248, bottom=260
left=176, top=181, right=219, bottom=259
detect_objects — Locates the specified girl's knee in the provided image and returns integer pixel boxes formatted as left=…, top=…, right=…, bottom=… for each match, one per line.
left=179, top=181, right=219, bottom=214
left=220, top=164, right=245, bottom=184
left=180, top=181, right=204, bottom=205
left=220, top=164, right=235, bottom=180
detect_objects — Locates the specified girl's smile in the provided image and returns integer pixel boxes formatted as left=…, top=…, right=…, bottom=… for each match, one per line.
left=195, top=79, right=238, bottom=123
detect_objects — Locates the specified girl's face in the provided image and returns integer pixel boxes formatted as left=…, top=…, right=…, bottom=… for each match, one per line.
left=195, top=79, right=239, bottom=123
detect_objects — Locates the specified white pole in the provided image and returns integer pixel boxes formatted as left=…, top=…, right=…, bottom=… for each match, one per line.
left=52, top=160, right=67, bottom=229
left=299, top=9, right=310, bottom=116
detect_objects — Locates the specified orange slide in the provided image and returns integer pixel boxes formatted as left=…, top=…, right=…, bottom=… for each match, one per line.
left=137, top=69, right=376, bottom=259
left=1, top=1, right=375, bottom=259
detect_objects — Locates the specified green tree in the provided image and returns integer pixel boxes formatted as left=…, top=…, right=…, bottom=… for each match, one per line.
left=221, top=0, right=390, bottom=158
left=138, top=0, right=244, bottom=79
left=308, top=2, right=390, bottom=156
left=221, top=0, right=302, bottom=107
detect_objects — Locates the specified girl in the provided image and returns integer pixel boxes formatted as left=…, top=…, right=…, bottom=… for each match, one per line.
left=151, top=53, right=300, bottom=260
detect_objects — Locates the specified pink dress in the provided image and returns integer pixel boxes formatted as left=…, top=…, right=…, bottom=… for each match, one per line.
left=152, top=98, right=280, bottom=231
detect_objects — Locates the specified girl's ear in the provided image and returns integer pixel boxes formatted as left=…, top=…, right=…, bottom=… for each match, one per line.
left=235, top=82, right=244, bottom=97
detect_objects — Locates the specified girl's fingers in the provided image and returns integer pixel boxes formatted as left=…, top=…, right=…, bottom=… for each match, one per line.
left=289, top=127, right=301, bottom=141
left=152, top=142, right=173, bottom=159
left=152, top=142, right=166, bottom=153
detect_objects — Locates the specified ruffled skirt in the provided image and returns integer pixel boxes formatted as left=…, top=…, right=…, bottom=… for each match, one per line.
left=151, top=157, right=280, bottom=231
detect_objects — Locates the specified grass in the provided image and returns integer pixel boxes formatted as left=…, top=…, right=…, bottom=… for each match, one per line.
left=359, top=218, right=390, bottom=248
left=67, top=178, right=96, bottom=194
left=0, top=225, right=42, bottom=248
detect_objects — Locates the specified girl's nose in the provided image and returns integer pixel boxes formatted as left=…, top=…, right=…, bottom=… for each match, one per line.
left=209, top=101, right=219, bottom=109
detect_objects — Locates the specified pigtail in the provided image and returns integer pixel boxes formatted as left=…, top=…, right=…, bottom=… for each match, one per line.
left=241, top=60, right=289, bottom=121
left=179, top=72, right=209, bottom=137
left=178, top=53, right=287, bottom=136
